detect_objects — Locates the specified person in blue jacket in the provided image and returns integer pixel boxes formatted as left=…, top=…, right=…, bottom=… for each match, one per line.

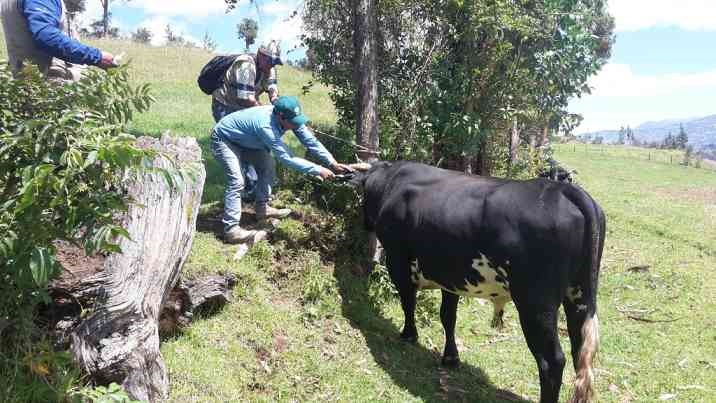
left=211, top=96, right=354, bottom=244
left=1, top=0, right=116, bottom=78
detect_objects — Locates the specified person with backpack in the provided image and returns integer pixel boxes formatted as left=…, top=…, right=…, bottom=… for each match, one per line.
left=1, top=0, right=117, bottom=81
left=210, top=96, right=354, bottom=244
left=208, top=39, right=282, bottom=122
left=198, top=39, right=283, bottom=202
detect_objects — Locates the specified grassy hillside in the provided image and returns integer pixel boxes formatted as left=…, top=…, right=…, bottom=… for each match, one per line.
left=2, top=35, right=715, bottom=402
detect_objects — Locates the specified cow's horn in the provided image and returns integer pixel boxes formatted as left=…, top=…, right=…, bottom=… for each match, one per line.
left=349, top=162, right=372, bottom=172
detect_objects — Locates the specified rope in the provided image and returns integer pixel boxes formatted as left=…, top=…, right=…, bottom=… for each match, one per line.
left=309, top=127, right=381, bottom=156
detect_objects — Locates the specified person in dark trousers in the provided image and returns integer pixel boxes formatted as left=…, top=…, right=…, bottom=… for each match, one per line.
left=211, top=96, right=354, bottom=244
left=1, top=0, right=116, bottom=81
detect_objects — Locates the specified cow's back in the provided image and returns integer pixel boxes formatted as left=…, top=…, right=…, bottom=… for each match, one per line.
left=368, top=162, right=586, bottom=268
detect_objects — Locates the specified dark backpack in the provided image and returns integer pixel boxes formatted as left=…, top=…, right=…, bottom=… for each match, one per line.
left=197, top=55, right=239, bottom=95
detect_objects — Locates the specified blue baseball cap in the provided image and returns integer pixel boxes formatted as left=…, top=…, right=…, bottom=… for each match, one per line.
left=274, top=96, right=309, bottom=126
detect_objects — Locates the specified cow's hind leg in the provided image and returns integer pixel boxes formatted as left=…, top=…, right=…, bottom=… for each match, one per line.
left=515, top=300, right=566, bottom=403
left=440, top=290, right=460, bottom=367
left=386, top=251, right=418, bottom=343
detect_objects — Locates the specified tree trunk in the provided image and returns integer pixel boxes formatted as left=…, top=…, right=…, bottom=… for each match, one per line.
left=159, top=274, right=239, bottom=335
left=353, top=0, right=379, bottom=162
left=68, top=135, right=205, bottom=401
left=509, top=118, right=521, bottom=171
left=102, top=0, right=109, bottom=38
left=539, top=124, right=550, bottom=148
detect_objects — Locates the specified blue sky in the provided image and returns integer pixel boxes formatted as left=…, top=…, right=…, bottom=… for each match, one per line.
left=83, top=0, right=716, bottom=134
left=568, top=0, right=716, bottom=133
left=81, top=0, right=306, bottom=57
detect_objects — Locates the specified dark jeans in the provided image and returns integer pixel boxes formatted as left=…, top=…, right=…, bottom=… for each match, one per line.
left=212, top=98, right=258, bottom=200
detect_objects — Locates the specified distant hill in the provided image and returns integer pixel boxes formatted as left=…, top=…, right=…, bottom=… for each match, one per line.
left=579, top=115, right=716, bottom=152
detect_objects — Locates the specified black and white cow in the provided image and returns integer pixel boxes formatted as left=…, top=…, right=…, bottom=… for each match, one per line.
left=352, top=161, right=605, bottom=403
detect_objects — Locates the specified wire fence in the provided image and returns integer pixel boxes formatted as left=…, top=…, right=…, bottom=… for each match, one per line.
left=553, top=143, right=716, bottom=172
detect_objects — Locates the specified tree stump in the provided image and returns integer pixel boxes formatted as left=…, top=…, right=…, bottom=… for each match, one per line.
left=66, top=135, right=205, bottom=401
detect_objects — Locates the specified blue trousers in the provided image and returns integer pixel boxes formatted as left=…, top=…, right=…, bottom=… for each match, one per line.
left=210, top=130, right=275, bottom=232
left=212, top=99, right=258, bottom=198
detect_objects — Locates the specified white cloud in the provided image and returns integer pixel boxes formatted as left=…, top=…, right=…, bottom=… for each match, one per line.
left=258, top=15, right=304, bottom=55
left=610, top=0, right=716, bottom=31
left=124, top=0, right=227, bottom=18
left=588, top=63, right=716, bottom=97
left=260, top=1, right=296, bottom=18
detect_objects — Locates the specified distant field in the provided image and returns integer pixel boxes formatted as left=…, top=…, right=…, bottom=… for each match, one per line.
left=2, top=34, right=715, bottom=402
left=555, top=143, right=715, bottom=171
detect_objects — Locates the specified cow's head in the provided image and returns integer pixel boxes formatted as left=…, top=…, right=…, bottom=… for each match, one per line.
left=346, top=161, right=393, bottom=189
left=344, top=161, right=396, bottom=232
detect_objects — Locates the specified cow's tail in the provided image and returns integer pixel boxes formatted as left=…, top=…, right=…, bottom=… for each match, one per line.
left=563, top=185, right=605, bottom=403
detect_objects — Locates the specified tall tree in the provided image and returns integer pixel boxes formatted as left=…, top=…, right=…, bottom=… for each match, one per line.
left=202, top=31, right=218, bottom=52
left=352, top=0, right=379, bottom=161
left=617, top=126, right=625, bottom=144
left=677, top=123, right=689, bottom=149
left=237, top=18, right=259, bottom=52
left=64, top=0, right=86, bottom=37
left=99, top=0, right=130, bottom=38
left=131, top=27, right=152, bottom=44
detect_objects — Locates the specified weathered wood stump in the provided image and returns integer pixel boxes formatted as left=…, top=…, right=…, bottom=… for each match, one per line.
left=62, top=135, right=205, bottom=401
left=158, top=274, right=238, bottom=334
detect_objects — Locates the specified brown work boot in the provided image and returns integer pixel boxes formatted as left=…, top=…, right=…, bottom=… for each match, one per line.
left=255, top=203, right=291, bottom=222
left=224, top=226, right=257, bottom=244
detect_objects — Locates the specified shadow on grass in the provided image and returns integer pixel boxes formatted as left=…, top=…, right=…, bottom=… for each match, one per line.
left=331, top=262, right=531, bottom=403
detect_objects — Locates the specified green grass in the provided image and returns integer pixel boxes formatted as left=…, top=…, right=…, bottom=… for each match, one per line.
left=2, top=34, right=715, bottom=402
left=554, top=143, right=714, bottom=170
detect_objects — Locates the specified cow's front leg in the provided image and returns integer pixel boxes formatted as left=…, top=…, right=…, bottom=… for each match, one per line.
left=440, top=290, right=460, bottom=367
left=386, top=251, right=418, bottom=343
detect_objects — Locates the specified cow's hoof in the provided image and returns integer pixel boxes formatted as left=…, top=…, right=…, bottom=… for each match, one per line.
left=441, top=355, right=461, bottom=368
left=399, top=332, right=418, bottom=344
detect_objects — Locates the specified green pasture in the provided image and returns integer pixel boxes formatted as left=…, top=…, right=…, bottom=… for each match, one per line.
left=1, top=34, right=714, bottom=402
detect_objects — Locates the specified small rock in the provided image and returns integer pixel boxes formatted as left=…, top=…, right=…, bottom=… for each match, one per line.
left=251, top=230, right=269, bottom=244
left=627, top=265, right=650, bottom=273
left=659, top=393, right=677, bottom=400
left=608, top=384, right=619, bottom=393
left=233, top=244, right=250, bottom=261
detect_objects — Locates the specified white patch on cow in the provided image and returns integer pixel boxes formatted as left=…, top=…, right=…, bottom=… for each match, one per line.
left=567, top=286, right=583, bottom=303
left=409, top=256, right=514, bottom=328
left=450, top=257, right=512, bottom=301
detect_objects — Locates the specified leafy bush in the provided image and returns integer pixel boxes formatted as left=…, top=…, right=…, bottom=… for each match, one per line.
left=0, top=62, right=154, bottom=398
left=71, top=382, right=141, bottom=403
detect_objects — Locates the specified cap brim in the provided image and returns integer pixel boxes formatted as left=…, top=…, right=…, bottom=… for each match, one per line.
left=290, top=114, right=309, bottom=127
